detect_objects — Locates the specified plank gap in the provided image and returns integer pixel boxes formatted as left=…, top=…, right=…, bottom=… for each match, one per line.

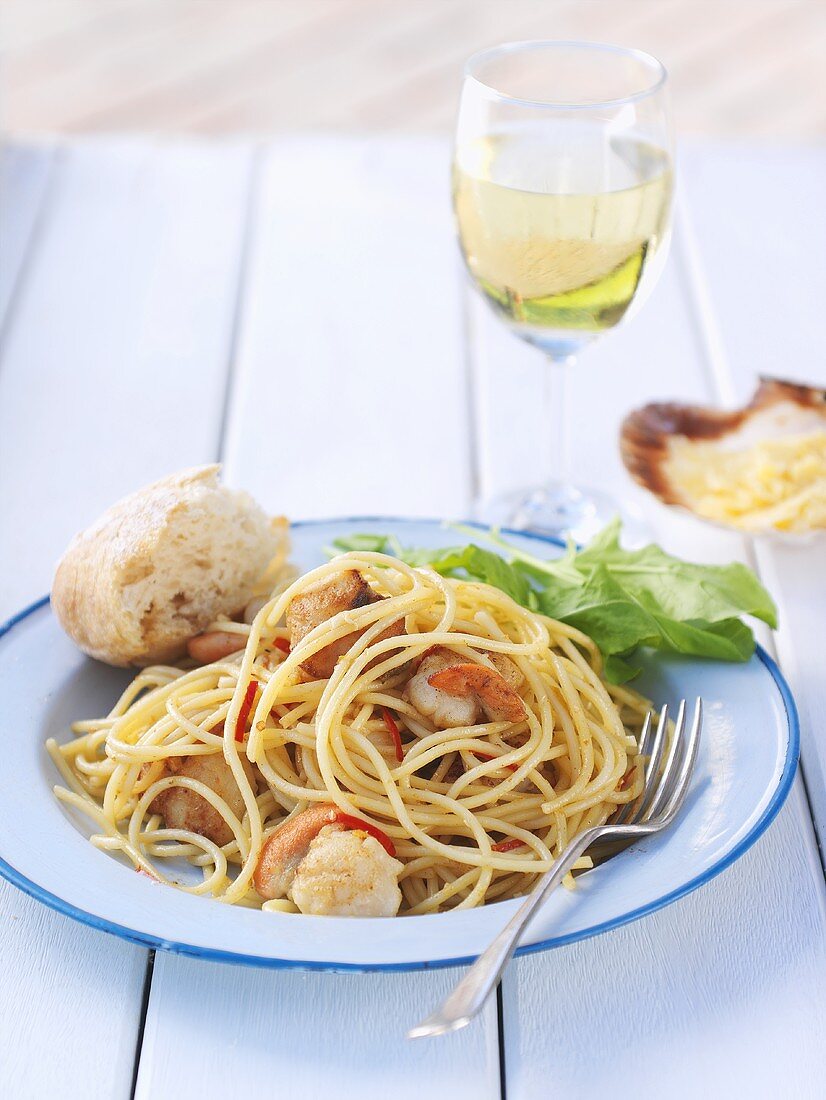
left=0, top=142, right=61, bottom=349
left=216, top=141, right=264, bottom=465
left=129, top=950, right=156, bottom=1100
left=460, top=273, right=482, bottom=508
left=496, top=980, right=508, bottom=1100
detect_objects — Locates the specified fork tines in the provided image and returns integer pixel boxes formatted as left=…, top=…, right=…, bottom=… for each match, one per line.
left=617, top=698, right=702, bottom=827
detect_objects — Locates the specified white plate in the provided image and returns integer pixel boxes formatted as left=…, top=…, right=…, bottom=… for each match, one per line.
left=0, top=518, right=799, bottom=972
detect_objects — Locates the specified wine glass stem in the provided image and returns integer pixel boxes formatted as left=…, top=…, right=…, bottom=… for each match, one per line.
left=541, top=355, right=573, bottom=488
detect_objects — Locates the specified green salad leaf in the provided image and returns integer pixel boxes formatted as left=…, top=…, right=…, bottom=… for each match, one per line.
left=331, top=519, right=777, bottom=683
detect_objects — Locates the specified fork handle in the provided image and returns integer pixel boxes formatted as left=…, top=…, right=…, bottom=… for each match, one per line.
left=409, top=826, right=602, bottom=1038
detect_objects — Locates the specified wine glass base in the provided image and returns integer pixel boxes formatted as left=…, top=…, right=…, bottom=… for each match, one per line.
left=475, top=483, right=651, bottom=545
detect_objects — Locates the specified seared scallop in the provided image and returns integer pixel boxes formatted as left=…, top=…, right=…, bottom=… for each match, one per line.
left=254, top=805, right=402, bottom=916
left=150, top=751, right=255, bottom=846
left=286, top=569, right=404, bottom=679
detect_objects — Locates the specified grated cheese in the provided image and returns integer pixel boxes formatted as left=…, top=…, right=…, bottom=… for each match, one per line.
left=665, top=430, right=826, bottom=532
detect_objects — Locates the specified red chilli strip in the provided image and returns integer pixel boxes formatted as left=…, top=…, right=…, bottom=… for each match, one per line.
left=476, top=752, right=518, bottom=773
left=617, top=766, right=636, bottom=792
left=234, top=680, right=259, bottom=742
left=335, top=812, right=397, bottom=858
left=381, top=707, right=404, bottom=762
left=411, top=645, right=441, bottom=671
left=491, top=837, right=526, bottom=854
left=135, top=867, right=161, bottom=883
left=272, top=637, right=291, bottom=655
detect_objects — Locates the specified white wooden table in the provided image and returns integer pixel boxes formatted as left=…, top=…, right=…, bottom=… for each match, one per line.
left=1, top=135, right=824, bottom=1100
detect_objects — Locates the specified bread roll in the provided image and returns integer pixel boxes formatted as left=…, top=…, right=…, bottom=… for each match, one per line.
left=52, top=465, right=286, bottom=667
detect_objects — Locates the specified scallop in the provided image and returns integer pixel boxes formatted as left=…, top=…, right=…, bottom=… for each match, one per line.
left=620, top=378, right=826, bottom=535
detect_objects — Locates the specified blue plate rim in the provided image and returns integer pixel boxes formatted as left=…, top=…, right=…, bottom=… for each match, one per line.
left=0, top=516, right=800, bottom=973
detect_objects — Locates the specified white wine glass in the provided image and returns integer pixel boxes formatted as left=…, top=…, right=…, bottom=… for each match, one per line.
left=453, top=41, right=674, bottom=538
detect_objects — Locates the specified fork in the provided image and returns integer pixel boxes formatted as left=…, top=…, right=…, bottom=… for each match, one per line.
left=408, top=697, right=703, bottom=1039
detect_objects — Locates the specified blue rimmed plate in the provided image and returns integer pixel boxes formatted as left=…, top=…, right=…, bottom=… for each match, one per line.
left=0, top=518, right=799, bottom=971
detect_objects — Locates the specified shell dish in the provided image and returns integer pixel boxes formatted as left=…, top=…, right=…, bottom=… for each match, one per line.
left=620, top=378, right=826, bottom=534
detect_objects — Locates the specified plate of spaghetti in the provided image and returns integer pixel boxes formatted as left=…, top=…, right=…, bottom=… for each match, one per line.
left=0, top=516, right=798, bottom=971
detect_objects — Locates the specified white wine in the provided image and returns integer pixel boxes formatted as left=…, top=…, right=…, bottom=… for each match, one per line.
left=453, top=130, right=673, bottom=342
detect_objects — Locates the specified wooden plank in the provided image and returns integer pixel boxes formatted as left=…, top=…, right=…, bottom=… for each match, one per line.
left=503, top=793, right=826, bottom=1098
left=0, top=138, right=254, bottom=1100
left=680, top=144, right=826, bottom=853
left=0, top=136, right=255, bottom=616
left=135, top=955, right=500, bottom=1100
left=0, top=888, right=148, bottom=1100
left=503, top=795, right=826, bottom=1099
left=222, top=135, right=471, bottom=518
left=472, top=153, right=826, bottom=1092
left=135, top=135, right=499, bottom=1100
left=0, top=142, right=55, bottom=329
left=680, top=144, right=826, bottom=395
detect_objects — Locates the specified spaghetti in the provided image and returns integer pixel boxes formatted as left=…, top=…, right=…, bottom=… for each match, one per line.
left=48, top=550, right=649, bottom=915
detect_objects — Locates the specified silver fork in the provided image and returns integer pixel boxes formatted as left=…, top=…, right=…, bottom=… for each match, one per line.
left=408, top=697, right=702, bottom=1039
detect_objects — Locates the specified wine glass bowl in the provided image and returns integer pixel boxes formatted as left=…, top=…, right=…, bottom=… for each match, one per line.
left=453, top=42, right=674, bottom=537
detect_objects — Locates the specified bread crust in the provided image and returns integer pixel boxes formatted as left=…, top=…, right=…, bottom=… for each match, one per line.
left=52, top=465, right=284, bottom=667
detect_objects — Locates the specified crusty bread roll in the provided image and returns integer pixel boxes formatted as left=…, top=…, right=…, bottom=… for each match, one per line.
left=52, top=465, right=286, bottom=667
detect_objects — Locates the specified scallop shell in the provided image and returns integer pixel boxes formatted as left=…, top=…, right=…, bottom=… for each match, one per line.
left=620, top=378, right=826, bottom=536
